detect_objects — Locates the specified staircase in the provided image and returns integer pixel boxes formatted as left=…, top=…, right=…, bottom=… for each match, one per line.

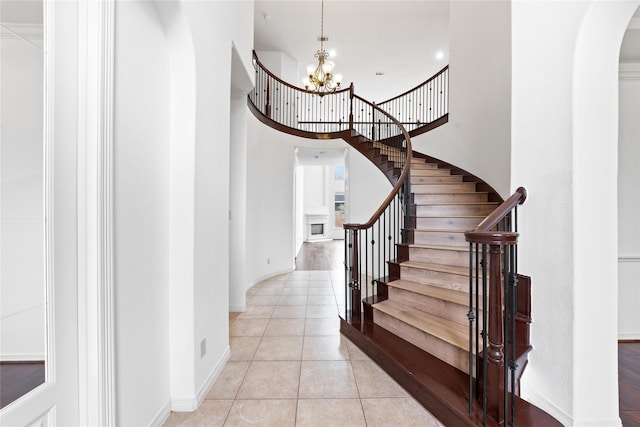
left=247, top=51, right=558, bottom=426
left=373, top=156, right=497, bottom=373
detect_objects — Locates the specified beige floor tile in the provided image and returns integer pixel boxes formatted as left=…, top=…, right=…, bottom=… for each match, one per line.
left=309, top=271, right=331, bottom=280
left=283, top=280, right=309, bottom=288
left=302, top=335, right=349, bottom=360
left=304, top=317, right=340, bottom=336
left=308, top=280, right=333, bottom=288
left=253, top=336, right=303, bottom=360
left=307, top=295, right=337, bottom=306
left=163, top=400, right=233, bottom=427
left=308, top=287, right=334, bottom=296
left=281, top=287, right=308, bottom=295
left=284, top=271, right=310, bottom=280
left=351, top=360, right=409, bottom=398
left=295, top=399, right=366, bottom=427
left=236, top=361, right=301, bottom=399
left=360, top=398, right=443, bottom=427
left=346, top=341, right=371, bottom=361
left=236, top=306, right=274, bottom=319
left=306, top=305, right=338, bottom=318
left=223, top=399, right=297, bottom=427
left=229, top=336, right=261, bottom=361
left=253, top=286, right=284, bottom=296
left=298, top=360, right=359, bottom=398
left=271, top=306, right=307, bottom=319
left=257, top=282, right=286, bottom=291
left=277, top=295, right=308, bottom=306
left=229, top=318, right=269, bottom=337
left=264, top=318, right=305, bottom=336
left=206, top=362, right=250, bottom=399
left=247, top=295, right=281, bottom=306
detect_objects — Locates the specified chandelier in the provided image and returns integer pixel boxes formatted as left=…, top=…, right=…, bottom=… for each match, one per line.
left=302, top=0, right=343, bottom=95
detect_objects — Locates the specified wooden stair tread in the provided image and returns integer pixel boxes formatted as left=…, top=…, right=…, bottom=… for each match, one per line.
left=401, top=260, right=468, bottom=276
left=408, top=244, right=469, bottom=252
left=373, top=300, right=469, bottom=350
left=414, top=202, right=499, bottom=206
left=415, top=215, right=485, bottom=219
left=387, top=279, right=469, bottom=306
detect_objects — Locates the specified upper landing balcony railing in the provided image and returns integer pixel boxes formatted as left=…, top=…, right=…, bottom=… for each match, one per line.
left=248, top=52, right=449, bottom=141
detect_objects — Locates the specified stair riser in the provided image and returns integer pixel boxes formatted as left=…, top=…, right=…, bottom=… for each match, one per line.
left=412, top=183, right=477, bottom=194
left=400, top=265, right=468, bottom=291
left=388, top=287, right=475, bottom=327
left=413, top=193, right=488, bottom=204
left=413, top=231, right=467, bottom=246
left=416, top=204, right=497, bottom=217
left=411, top=176, right=463, bottom=184
left=410, top=168, right=452, bottom=177
left=408, top=247, right=469, bottom=267
left=416, top=217, right=483, bottom=230
left=410, top=163, right=439, bottom=170
left=374, top=309, right=469, bottom=374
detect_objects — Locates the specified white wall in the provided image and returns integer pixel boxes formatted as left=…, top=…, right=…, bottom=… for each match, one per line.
left=0, top=37, right=45, bottom=361
left=411, top=0, right=511, bottom=197
left=618, top=64, right=640, bottom=340
left=511, top=1, right=639, bottom=425
left=111, top=0, right=254, bottom=423
left=113, top=3, right=171, bottom=424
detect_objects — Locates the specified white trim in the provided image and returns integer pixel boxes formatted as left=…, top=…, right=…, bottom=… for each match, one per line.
left=619, top=63, right=640, bottom=79
left=229, top=305, right=247, bottom=313
left=523, top=389, right=572, bottom=426
left=248, top=268, right=296, bottom=288
left=148, top=402, right=172, bottom=427
left=618, top=254, right=640, bottom=262
left=171, top=347, right=231, bottom=412
left=619, top=333, right=640, bottom=340
left=76, top=0, right=116, bottom=424
left=0, top=354, right=46, bottom=362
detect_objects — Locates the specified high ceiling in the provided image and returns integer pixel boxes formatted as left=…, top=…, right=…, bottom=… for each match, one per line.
left=253, top=1, right=450, bottom=102
left=255, top=1, right=640, bottom=102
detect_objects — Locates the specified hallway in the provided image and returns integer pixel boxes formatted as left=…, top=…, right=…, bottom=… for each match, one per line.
left=163, top=251, right=442, bottom=425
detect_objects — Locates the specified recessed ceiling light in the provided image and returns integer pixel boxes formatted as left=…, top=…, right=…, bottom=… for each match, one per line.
left=329, top=49, right=336, bottom=57
left=435, top=51, right=444, bottom=60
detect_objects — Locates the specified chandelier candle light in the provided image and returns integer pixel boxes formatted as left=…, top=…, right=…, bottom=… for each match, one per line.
left=302, top=0, right=343, bottom=95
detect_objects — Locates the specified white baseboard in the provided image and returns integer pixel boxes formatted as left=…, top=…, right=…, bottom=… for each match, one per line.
left=249, top=268, right=295, bottom=288
left=618, top=333, right=640, bottom=341
left=0, top=353, right=45, bottom=362
left=170, top=346, right=231, bottom=412
left=522, top=389, right=572, bottom=426
left=229, top=305, right=246, bottom=313
left=149, top=401, right=172, bottom=427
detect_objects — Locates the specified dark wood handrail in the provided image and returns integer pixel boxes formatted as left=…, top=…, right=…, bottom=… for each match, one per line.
left=252, top=50, right=351, bottom=96
left=377, top=65, right=449, bottom=105
left=470, top=186, right=527, bottom=233
left=343, top=93, right=412, bottom=231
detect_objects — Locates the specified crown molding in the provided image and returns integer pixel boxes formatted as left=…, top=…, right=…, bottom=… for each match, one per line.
left=619, top=62, right=640, bottom=80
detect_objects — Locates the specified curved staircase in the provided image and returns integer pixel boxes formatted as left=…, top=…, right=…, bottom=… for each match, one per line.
left=247, top=51, right=558, bottom=426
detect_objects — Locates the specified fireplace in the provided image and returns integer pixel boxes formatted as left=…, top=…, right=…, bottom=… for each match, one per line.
left=305, top=214, right=329, bottom=241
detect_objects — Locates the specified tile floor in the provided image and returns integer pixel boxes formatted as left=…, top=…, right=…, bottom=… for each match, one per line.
left=164, top=270, right=443, bottom=426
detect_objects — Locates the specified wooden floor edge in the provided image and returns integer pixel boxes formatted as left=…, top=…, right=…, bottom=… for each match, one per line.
left=339, top=316, right=562, bottom=427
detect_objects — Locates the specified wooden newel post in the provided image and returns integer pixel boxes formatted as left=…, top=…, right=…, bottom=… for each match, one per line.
left=487, top=243, right=505, bottom=423
left=350, top=229, right=361, bottom=318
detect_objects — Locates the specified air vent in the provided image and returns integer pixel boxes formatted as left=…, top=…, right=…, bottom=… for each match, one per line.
left=375, top=72, right=385, bottom=76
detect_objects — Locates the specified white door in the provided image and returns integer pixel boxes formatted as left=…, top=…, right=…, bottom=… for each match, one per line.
left=1, top=1, right=116, bottom=424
